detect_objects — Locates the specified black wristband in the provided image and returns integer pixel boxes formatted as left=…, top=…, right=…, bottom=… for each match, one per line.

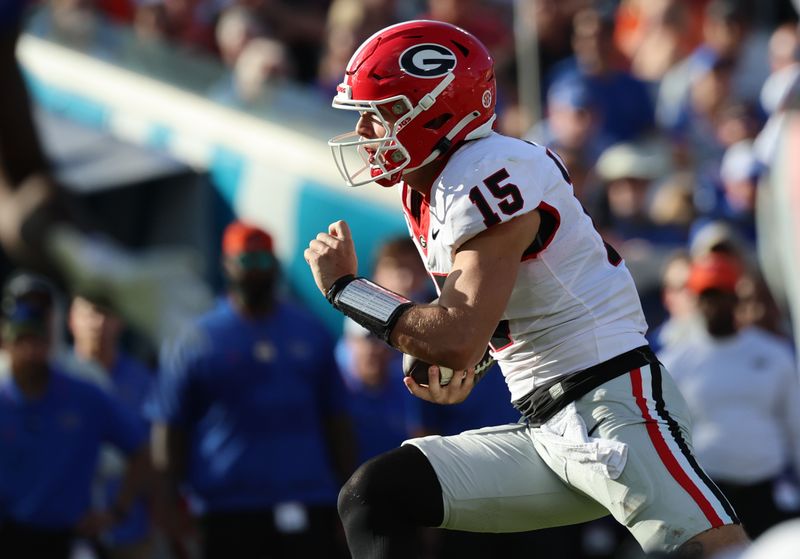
left=326, top=274, right=355, bottom=304
left=327, top=276, right=413, bottom=344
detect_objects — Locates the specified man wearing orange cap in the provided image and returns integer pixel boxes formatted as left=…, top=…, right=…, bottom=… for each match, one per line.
left=150, top=221, right=354, bottom=558
left=660, top=253, right=800, bottom=539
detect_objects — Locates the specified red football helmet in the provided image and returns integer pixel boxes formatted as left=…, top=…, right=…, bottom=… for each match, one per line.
left=329, top=20, right=497, bottom=187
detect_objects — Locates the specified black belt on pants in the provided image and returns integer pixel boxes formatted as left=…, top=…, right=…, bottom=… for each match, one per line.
left=512, top=345, right=659, bottom=426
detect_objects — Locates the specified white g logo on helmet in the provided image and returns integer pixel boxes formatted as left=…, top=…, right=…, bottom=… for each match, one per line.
left=399, top=44, right=457, bottom=78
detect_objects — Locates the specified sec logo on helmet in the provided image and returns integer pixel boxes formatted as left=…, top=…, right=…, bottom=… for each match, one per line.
left=399, top=44, right=457, bottom=78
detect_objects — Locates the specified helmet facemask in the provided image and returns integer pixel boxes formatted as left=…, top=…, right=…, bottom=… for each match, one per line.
left=329, top=72, right=457, bottom=187
left=329, top=93, right=414, bottom=187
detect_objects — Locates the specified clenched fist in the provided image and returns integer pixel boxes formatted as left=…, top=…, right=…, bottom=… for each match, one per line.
left=304, top=220, right=359, bottom=296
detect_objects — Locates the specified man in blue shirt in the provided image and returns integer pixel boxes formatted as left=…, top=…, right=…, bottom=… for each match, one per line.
left=150, top=221, right=354, bottom=559
left=336, top=318, right=415, bottom=464
left=0, top=272, right=149, bottom=559
left=65, top=295, right=155, bottom=559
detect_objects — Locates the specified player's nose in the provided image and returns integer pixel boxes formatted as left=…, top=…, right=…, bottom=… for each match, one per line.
left=356, top=114, right=376, bottom=139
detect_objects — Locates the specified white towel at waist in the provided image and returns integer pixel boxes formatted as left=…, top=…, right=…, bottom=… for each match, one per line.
left=533, top=402, right=628, bottom=479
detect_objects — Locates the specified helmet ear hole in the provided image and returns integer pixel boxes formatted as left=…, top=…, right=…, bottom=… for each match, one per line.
left=423, top=113, right=453, bottom=130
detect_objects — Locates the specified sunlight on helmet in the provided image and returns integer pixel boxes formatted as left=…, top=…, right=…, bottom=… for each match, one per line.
left=328, top=20, right=497, bottom=188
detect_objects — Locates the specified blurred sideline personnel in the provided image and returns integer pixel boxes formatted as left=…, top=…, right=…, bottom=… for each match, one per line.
left=336, top=316, right=412, bottom=465
left=150, top=221, right=354, bottom=559
left=0, top=1, right=211, bottom=344
left=63, top=295, right=155, bottom=559
left=0, top=272, right=149, bottom=559
left=304, top=20, right=749, bottom=558
left=659, top=253, right=800, bottom=539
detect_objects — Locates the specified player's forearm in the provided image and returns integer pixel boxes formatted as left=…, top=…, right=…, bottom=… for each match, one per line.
left=390, top=302, right=490, bottom=371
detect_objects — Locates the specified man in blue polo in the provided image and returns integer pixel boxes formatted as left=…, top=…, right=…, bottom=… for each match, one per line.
left=150, top=221, right=354, bottom=559
left=64, top=295, right=156, bottom=558
left=0, top=272, right=149, bottom=559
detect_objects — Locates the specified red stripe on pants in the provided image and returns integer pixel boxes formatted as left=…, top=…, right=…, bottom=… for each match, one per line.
left=630, top=368, right=724, bottom=528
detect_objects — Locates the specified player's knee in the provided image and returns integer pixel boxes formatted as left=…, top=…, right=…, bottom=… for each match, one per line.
left=338, top=446, right=443, bottom=530
left=338, top=456, right=392, bottom=530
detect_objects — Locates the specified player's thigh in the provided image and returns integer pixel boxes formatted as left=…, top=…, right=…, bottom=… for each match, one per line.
left=569, top=364, right=739, bottom=553
left=403, top=422, right=608, bottom=533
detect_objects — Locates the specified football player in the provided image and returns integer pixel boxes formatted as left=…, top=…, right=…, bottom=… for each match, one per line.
left=305, top=20, right=750, bottom=559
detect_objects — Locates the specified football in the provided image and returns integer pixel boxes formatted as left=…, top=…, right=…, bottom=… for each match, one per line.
left=402, top=346, right=495, bottom=386
left=402, top=355, right=455, bottom=386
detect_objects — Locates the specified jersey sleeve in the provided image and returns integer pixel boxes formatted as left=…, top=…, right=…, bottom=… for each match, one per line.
left=446, top=146, right=562, bottom=252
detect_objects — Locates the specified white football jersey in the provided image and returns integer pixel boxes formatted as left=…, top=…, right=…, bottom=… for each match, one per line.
left=401, top=133, right=648, bottom=401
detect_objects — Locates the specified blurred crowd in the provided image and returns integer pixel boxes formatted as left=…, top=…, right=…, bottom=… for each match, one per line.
left=2, top=0, right=800, bottom=558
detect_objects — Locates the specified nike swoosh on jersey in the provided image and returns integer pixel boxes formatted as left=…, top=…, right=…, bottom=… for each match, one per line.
left=431, top=229, right=440, bottom=240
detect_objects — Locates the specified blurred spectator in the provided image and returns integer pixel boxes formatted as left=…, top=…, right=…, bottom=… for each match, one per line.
left=520, top=0, right=580, bottom=94
left=657, top=0, right=771, bottom=136
left=132, top=0, right=169, bottom=45
left=614, top=0, right=703, bottom=83
left=149, top=221, right=353, bottom=559
left=716, top=139, right=760, bottom=239
left=525, top=77, right=610, bottom=199
left=317, top=0, right=401, bottom=96
left=589, top=139, right=688, bottom=322
left=0, top=272, right=149, bottom=559
left=665, top=51, right=738, bottom=172
left=735, top=270, right=788, bottom=339
left=370, top=236, right=434, bottom=303
left=647, top=249, right=703, bottom=353
left=548, top=6, right=655, bottom=145
left=231, top=37, right=293, bottom=102
left=63, top=295, right=155, bottom=559
left=210, top=14, right=294, bottom=106
left=659, top=253, right=800, bottom=539
left=251, top=0, right=332, bottom=84
left=647, top=171, right=697, bottom=237
left=591, top=139, right=680, bottom=246
left=688, top=218, right=750, bottom=261
left=215, top=5, right=268, bottom=68
left=336, top=317, right=411, bottom=464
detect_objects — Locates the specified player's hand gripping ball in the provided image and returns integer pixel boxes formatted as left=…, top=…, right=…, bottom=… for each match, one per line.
left=402, top=347, right=495, bottom=386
